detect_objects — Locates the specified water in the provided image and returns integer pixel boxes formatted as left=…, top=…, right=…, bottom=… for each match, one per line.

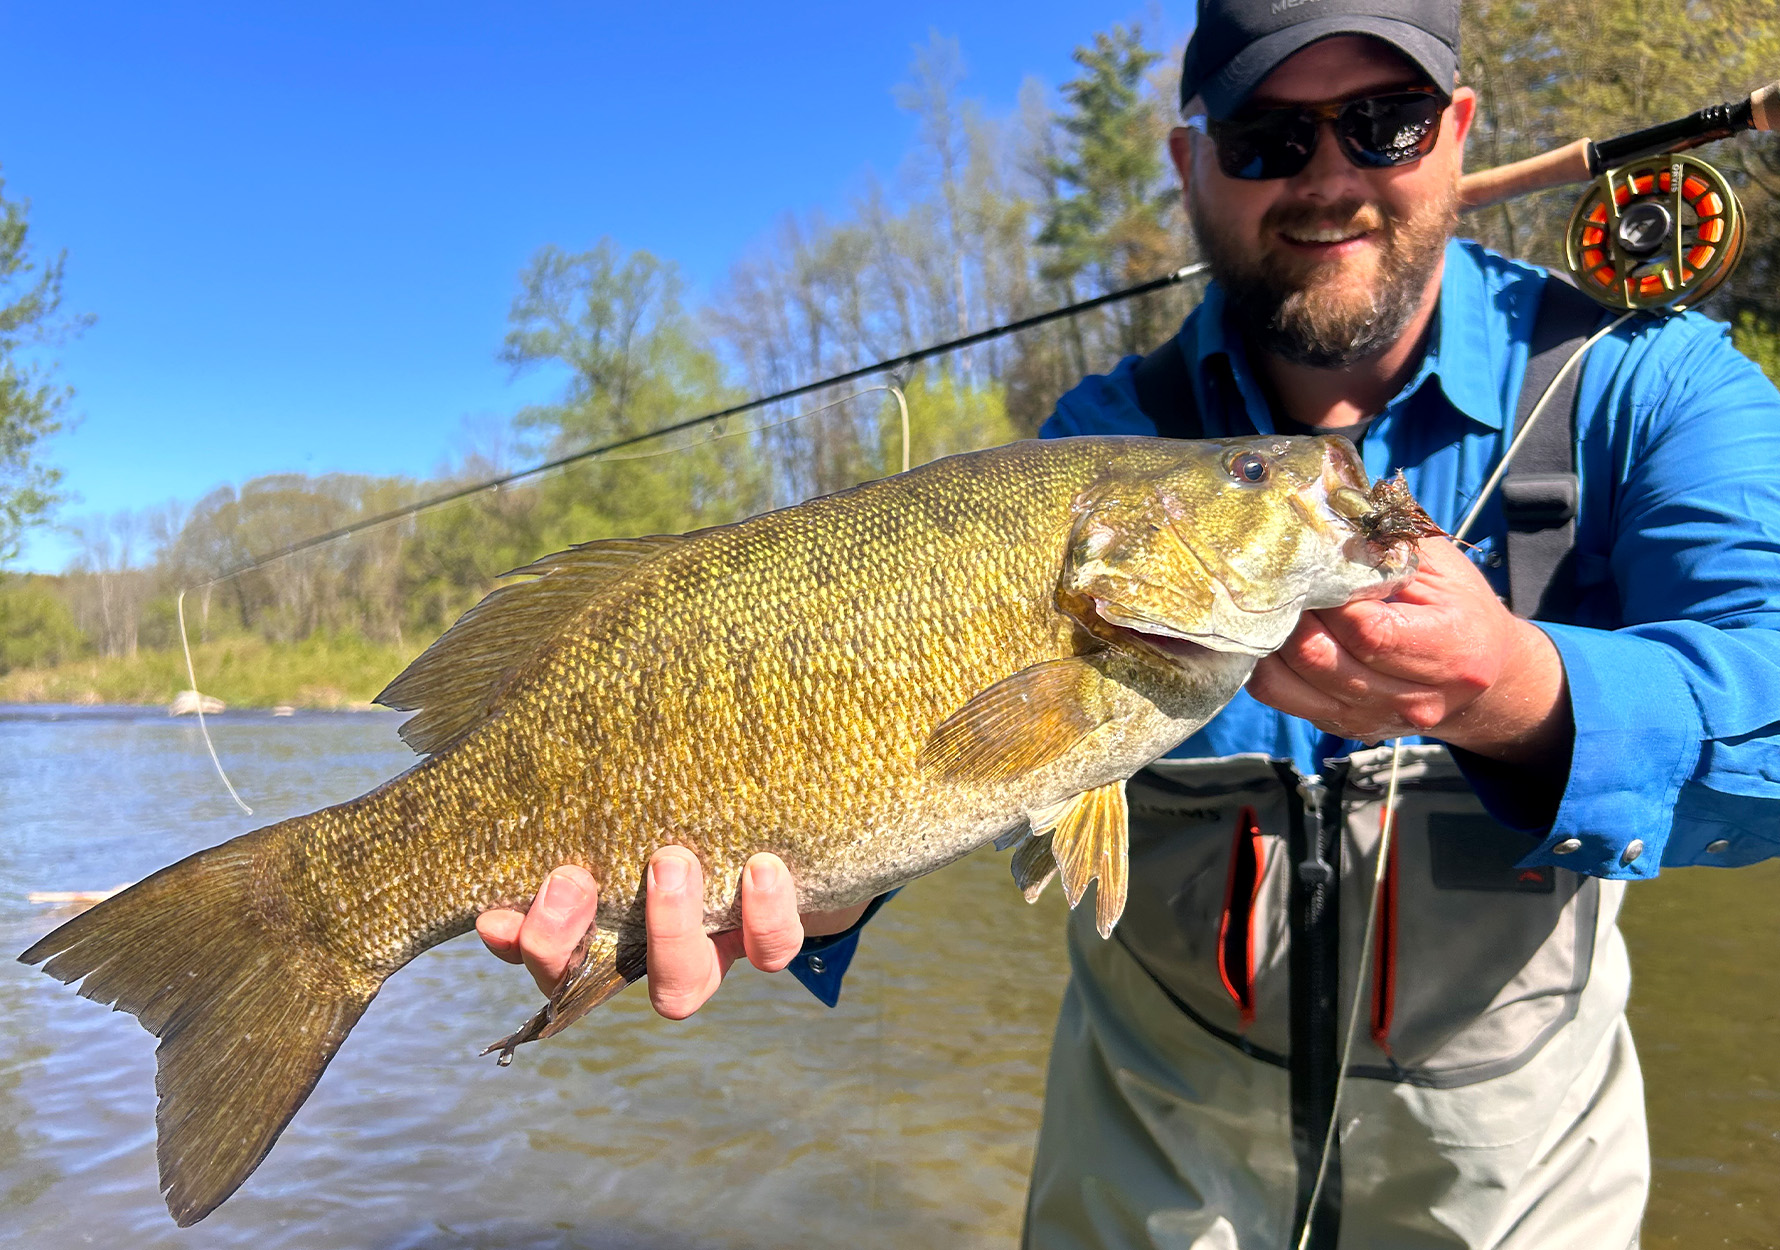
left=1, top=710, right=1775, bottom=1248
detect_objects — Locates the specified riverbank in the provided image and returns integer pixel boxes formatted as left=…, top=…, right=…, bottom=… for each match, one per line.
left=0, top=635, right=419, bottom=708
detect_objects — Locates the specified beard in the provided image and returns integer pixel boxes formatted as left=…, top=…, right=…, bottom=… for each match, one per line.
left=1190, top=176, right=1457, bottom=369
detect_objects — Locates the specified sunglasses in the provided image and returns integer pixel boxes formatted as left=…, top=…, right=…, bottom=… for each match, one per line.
left=1194, top=87, right=1449, bottom=181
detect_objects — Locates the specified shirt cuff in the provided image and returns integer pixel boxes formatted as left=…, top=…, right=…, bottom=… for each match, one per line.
left=1513, top=623, right=1704, bottom=880
left=784, top=890, right=898, bottom=1007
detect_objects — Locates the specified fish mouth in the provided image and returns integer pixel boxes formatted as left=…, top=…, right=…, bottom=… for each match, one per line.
left=1094, top=598, right=1278, bottom=661
left=1287, top=440, right=1420, bottom=585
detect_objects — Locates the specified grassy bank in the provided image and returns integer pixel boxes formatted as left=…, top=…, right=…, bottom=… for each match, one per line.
left=0, top=634, right=421, bottom=709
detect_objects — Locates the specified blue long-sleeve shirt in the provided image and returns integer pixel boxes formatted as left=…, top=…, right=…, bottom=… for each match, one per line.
left=793, top=238, right=1780, bottom=1000
left=1042, top=240, right=1780, bottom=879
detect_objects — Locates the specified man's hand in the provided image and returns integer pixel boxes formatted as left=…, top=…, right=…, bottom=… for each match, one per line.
left=1247, top=537, right=1572, bottom=770
left=475, top=849, right=871, bottom=1020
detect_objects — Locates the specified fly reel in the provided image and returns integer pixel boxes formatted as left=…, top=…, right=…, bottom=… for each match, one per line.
left=1562, top=152, right=1744, bottom=311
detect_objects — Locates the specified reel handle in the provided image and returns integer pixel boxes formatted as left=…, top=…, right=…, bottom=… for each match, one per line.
left=1460, top=78, right=1780, bottom=213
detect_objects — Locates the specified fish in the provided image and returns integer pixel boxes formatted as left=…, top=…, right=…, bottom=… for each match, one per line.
left=20, top=433, right=1420, bottom=1226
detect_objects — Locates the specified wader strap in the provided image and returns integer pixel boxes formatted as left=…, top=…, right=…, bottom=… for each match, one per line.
left=1133, top=337, right=1203, bottom=439
left=1503, top=277, right=1604, bottom=620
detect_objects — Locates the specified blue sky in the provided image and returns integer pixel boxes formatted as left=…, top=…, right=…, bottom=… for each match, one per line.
left=2, top=2, right=1187, bottom=572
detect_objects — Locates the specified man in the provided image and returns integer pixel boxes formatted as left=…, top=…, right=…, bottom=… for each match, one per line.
left=482, top=1, right=1780, bottom=1245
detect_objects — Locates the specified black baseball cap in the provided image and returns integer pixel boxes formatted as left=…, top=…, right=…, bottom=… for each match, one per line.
left=1180, top=0, right=1460, bottom=119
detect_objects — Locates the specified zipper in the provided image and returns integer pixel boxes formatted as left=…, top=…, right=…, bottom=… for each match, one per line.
left=1285, top=764, right=1344, bottom=1250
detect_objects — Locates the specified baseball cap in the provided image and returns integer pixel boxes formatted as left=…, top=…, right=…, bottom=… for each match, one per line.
left=1180, top=0, right=1460, bottom=119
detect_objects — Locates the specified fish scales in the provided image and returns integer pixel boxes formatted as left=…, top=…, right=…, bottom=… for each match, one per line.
left=21, top=433, right=1420, bottom=1225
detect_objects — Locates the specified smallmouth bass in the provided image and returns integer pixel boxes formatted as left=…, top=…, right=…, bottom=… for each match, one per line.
left=22, top=434, right=1419, bottom=1224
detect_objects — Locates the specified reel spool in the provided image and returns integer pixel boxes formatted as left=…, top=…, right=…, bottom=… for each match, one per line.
left=1563, top=152, right=1744, bottom=311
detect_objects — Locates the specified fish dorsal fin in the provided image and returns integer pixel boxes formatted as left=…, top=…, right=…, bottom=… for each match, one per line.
left=376, top=536, right=683, bottom=755
left=1009, top=828, right=1058, bottom=903
left=1039, top=781, right=1130, bottom=938
left=918, top=657, right=1105, bottom=784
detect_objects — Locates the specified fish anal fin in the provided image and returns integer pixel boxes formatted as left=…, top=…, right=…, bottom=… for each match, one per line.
left=377, top=536, right=683, bottom=756
left=1010, top=829, right=1058, bottom=903
left=1045, top=781, right=1130, bottom=938
left=919, top=657, right=1107, bottom=785
left=482, top=930, right=643, bottom=1065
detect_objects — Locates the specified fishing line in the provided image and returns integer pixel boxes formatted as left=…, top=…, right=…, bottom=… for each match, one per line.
left=1294, top=309, right=1637, bottom=1250
left=1454, top=311, right=1637, bottom=541
left=175, top=589, right=253, bottom=816
left=201, top=267, right=1208, bottom=586
left=173, top=384, right=912, bottom=809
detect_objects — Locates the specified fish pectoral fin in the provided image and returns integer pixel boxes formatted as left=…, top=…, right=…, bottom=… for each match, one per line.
left=1009, top=828, right=1058, bottom=903
left=1044, top=781, right=1130, bottom=939
left=482, top=930, right=645, bottom=1065
left=918, top=657, right=1108, bottom=785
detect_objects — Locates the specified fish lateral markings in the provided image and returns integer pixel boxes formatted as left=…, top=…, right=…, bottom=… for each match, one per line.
left=18, top=434, right=1420, bottom=1225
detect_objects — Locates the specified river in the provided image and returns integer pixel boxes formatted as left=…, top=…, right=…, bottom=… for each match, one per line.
left=1, top=708, right=1774, bottom=1248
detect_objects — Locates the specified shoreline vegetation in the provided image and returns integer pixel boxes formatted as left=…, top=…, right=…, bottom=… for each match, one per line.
left=0, top=635, right=419, bottom=709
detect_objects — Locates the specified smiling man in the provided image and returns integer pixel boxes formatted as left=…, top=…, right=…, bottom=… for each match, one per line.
left=483, top=1, right=1780, bottom=1246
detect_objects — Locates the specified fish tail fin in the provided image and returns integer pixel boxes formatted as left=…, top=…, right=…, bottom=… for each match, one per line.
left=18, top=829, right=380, bottom=1226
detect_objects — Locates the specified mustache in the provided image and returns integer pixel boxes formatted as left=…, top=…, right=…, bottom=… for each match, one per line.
left=1262, top=199, right=1389, bottom=237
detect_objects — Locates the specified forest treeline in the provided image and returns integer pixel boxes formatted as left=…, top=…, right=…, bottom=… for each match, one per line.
left=4, top=6, right=1779, bottom=698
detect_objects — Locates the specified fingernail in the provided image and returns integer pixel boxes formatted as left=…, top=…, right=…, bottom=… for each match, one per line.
left=650, top=853, right=688, bottom=892
left=541, top=870, right=586, bottom=917
left=748, top=859, right=779, bottom=891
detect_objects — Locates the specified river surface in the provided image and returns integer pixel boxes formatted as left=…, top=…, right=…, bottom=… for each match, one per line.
left=0, top=708, right=1774, bottom=1249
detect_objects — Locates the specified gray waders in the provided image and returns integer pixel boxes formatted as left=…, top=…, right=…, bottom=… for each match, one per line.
left=1023, top=278, right=1646, bottom=1249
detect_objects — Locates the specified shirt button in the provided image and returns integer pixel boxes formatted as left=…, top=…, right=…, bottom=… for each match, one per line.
left=1705, top=839, right=1731, bottom=854
left=1553, top=837, right=1583, bottom=855
left=806, top=955, right=827, bottom=975
left=1620, top=839, right=1645, bottom=866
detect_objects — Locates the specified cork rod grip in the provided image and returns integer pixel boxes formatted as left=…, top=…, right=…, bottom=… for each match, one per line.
left=1458, top=139, right=1594, bottom=212
left=1752, top=80, right=1780, bottom=133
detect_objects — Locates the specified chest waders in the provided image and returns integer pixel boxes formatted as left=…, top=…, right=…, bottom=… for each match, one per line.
left=1023, top=278, right=1648, bottom=1250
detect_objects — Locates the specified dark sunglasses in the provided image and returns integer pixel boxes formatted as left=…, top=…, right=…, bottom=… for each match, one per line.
left=1195, top=87, right=1449, bottom=181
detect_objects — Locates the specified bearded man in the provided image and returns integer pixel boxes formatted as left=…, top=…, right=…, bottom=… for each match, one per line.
left=482, top=2, right=1780, bottom=1245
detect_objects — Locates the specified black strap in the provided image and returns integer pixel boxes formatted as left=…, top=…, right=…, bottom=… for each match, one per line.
left=1503, top=276, right=1604, bottom=620
left=1132, top=337, right=1203, bottom=439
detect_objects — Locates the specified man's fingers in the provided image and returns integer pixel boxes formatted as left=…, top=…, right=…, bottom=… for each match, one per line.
left=1275, top=614, right=1426, bottom=705
left=739, top=853, right=805, bottom=972
left=645, top=847, right=724, bottom=1019
left=1248, top=653, right=1356, bottom=732
left=475, top=908, right=526, bottom=964
left=515, top=866, right=598, bottom=996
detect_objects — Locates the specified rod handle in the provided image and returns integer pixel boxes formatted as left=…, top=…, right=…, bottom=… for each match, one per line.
left=1459, top=138, right=1594, bottom=212
left=1752, top=80, right=1780, bottom=132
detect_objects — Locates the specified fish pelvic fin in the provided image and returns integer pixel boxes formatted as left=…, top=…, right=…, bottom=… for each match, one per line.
left=918, top=656, right=1108, bottom=785
left=18, top=831, right=381, bottom=1226
left=1009, top=829, right=1058, bottom=903
left=1037, top=780, right=1130, bottom=939
left=482, top=928, right=644, bottom=1065
left=377, top=535, right=685, bottom=756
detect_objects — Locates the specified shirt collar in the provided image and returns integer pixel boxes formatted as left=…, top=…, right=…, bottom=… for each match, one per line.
left=1183, top=239, right=1506, bottom=432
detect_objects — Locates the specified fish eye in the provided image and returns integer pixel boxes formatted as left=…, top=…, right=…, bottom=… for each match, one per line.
left=1229, top=452, right=1270, bottom=484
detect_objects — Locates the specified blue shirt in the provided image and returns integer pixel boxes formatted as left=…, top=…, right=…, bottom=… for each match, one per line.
left=1043, top=239, right=1780, bottom=880
left=798, top=238, right=1780, bottom=1001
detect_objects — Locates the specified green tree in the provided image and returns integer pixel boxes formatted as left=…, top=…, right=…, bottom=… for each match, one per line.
left=0, top=573, right=85, bottom=671
left=0, top=171, right=87, bottom=564
left=1037, top=26, right=1185, bottom=361
left=501, top=240, right=763, bottom=548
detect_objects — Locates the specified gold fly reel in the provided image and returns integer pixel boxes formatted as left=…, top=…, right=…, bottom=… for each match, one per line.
left=1564, top=152, right=1744, bottom=311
